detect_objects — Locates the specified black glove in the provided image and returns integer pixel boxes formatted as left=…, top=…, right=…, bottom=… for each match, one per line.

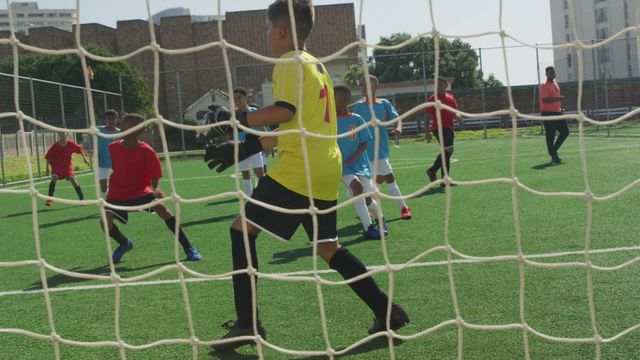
left=203, top=133, right=263, bottom=173
left=207, top=105, right=248, bottom=136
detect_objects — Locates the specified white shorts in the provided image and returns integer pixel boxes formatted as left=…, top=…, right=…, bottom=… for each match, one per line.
left=371, top=157, right=393, bottom=176
left=239, top=152, right=264, bottom=172
left=342, top=174, right=375, bottom=193
left=98, top=167, right=111, bottom=180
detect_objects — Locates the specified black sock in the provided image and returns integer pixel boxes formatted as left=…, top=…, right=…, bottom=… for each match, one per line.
left=230, top=227, right=259, bottom=328
left=329, top=247, right=389, bottom=318
left=164, top=217, right=193, bottom=250
left=108, top=224, right=129, bottom=246
left=431, top=154, right=443, bottom=174
left=442, top=152, right=452, bottom=178
left=74, top=186, right=84, bottom=200
left=48, top=181, right=56, bottom=197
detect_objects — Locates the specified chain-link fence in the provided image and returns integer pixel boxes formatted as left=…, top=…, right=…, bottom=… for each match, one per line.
left=0, top=72, right=123, bottom=185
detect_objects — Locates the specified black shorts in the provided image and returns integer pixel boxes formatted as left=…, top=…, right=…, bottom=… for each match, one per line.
left=106, top=193, right=158, bottom=224
left=433, top=128, right=455, bottom=149
left=244, top=176, right=338, bottom=242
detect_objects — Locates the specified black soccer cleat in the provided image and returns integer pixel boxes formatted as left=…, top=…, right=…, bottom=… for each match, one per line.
left=426, top=167, right=437, bottom=183
left=212, top=320, right=267, bottom=352
left=368, top=304, right=410, bottom=335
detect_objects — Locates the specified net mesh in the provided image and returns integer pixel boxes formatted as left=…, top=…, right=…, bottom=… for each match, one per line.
left=1, top=0, right=640, bottom=359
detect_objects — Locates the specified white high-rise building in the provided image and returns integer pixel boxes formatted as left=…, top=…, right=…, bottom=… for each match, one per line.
left=151, top=7, right=222, bottom=24
left=0, top=2, right=76, bottom=35
left=550, top=0, right=638, bottom=82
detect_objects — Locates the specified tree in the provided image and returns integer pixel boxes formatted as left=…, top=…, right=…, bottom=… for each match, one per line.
left=482, top=73, right=503, bottom=88
left=344, top=33, right=484, bottom=89
left=0, top=44, right=152, bottom=116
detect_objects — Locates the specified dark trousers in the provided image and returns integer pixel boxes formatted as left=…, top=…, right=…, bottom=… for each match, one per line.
left=541, top=111, right=569, bottom=157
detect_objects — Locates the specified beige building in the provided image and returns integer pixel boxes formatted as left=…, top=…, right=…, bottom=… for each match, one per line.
left=0, top=2, right=76, bottom=35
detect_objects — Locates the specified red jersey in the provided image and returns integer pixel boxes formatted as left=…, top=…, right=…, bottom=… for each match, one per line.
left=540, top=81, right=562, bottom=112
left=45, top=141, right=83, bottom=178
left=107, top=141, right=162, bottom=201
left=426, top=92, right=458, bottom=131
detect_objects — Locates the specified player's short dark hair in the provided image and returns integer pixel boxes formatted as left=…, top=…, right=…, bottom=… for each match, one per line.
left=233, top=87, right=248, bottom=96
left=268, top=0, right=315, bottom=42
left=437, top=76, right=448, bottom=84
left=333, top=85, right=351, bottom=98
left=122, top=113, right=145, bottom=126
left=545, top=66, right=555, bottom=72
left=359, top=74, right=379, bottom=86
left=105, top=109, right=119, bottom=117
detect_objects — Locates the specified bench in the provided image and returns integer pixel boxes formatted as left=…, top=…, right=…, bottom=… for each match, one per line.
left=587, top=107, right=631, bottom=121
left=457, top=117, right=502, bottom=131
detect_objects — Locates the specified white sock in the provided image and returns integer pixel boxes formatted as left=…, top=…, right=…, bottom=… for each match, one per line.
left=386, top=181, right=407, bottom=209
left=354, top=196, right=372, bottom=230
left=243, top=179, right=253, bottom=196
left=367, top=198, right=381, bottom=219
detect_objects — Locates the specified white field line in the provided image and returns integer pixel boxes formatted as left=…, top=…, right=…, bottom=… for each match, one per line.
left=2, top=245, right=639, bottom=298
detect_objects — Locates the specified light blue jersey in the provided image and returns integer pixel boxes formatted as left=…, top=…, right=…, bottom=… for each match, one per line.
left=237, top=106, right=257, bottom=142
left=337, top=113, right=372, bottom=177
left=353, top=98, right=399, bottom=160
left=98, top=126, right=120, bottom=168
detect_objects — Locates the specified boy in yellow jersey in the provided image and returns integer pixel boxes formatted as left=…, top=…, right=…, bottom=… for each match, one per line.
left=204, top=0, right=409, bottom=352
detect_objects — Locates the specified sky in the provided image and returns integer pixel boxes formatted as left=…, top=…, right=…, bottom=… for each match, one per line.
left=5, top=0, right=555, bottom=85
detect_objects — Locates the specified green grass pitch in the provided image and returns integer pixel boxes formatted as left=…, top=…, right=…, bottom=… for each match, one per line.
left=1, top=135, right=640, bottom=359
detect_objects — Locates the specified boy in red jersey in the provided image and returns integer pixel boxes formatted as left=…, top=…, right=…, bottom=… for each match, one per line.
left=44, top=131, right=89, bottom=206
left=425, top=77, right=461, bottom=185
left=102, top=114, right=202, bottom=263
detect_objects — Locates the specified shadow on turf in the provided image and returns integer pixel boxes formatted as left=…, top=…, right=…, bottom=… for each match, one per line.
left=207, top=337, right=402, bottom=359
left=205, top=198, right=240, bottom=207
left=269, top=221, right=403, bottom=265
left=181, top=214, right=237, bottom=228
left=39, top=213, right=100, bottom=229
left=25, top=261, right=176, bottom=290
left=4, top=205, right=78, bottom=218
left=531, top=161, right=562, bottom=170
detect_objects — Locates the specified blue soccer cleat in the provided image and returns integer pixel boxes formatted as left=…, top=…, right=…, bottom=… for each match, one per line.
left=376, top=217, right=389, bottom=235
left=184, top=246, right=203, bottom=261
left=112, top=239, right=133, bottom=263
left=363, top=224, right=382, bottom=240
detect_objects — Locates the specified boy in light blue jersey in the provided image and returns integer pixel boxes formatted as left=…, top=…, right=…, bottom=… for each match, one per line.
left=354, top=75, right=412, bottom=220
left=335, top=85, right=386, bottom=239
left=98, top=109, right=120, bottom=194
left=234, top=87, right=264, bottom=196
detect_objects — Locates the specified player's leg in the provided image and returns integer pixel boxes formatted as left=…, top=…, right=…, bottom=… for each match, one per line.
left=98, top=167, right=110, bottom=194
left=378, top=158, right=411, bottom=219
left=153, top=201, right=202, bottom=261
left=68, top=176, right=84, bottom=200
left=45, top=174, right=59, bottom=206
left=100, top=209, right=133, bottom=263
left=427, top=130, right=441, bottom=182
left=214, top=176, right=303, bottom=351
left=239, top=158, right=253, bottom=196
left=306, top=205, right=409, bottom=334
left=360, top=176, right=387, bottom=235
left=345, top=175, right=378, bottom=239
left=250, top=153, right=265, bottom=184
left=553, top=119, right=570, bottom=162
left=543, top=119, right=557, bottom=161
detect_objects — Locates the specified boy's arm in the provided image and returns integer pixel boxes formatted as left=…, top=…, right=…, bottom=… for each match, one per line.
left=345, top=142, right=368, bottom=167
left=245, top=105, right=294, bottom=128
left=151, top=178, right=164, bottom=198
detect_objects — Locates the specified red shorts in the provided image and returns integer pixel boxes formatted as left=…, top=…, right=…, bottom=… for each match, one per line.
left=52, top=169, right=74, bottom=180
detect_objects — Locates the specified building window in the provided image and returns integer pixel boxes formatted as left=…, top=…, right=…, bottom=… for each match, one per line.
left=598, top=48, right=610, bottom=63
left=596, top=28, right=609, bottom=40
left=563, top=0, right=568, bottom=10
left=0, top=22, right=9, bottom=26
left=567, top=54, right=572, bottom=67
left=0, top=14, right=7, bottom=18
left=28, top=13, right=44, bottom=18
left=565, top=34, right=571, bottom=42
left=564, top=14, right=569, bottom=29
left=595, top=8, right=608, bottom=23
left=59, top=13, right=73, bottom=18
left=16, top=13, right=24, bottom=18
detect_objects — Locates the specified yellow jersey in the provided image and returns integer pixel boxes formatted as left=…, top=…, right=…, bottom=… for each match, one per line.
left=269, top=50, right=342, bottom=201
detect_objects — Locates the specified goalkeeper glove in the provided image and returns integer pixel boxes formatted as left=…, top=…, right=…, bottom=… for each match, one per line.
left=207, top=104, right=248, bottom=136
left=204, top=133, right=263, bottom=173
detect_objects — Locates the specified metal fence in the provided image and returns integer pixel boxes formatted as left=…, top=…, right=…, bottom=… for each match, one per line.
left=0, top=72, right=123, bottom=185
